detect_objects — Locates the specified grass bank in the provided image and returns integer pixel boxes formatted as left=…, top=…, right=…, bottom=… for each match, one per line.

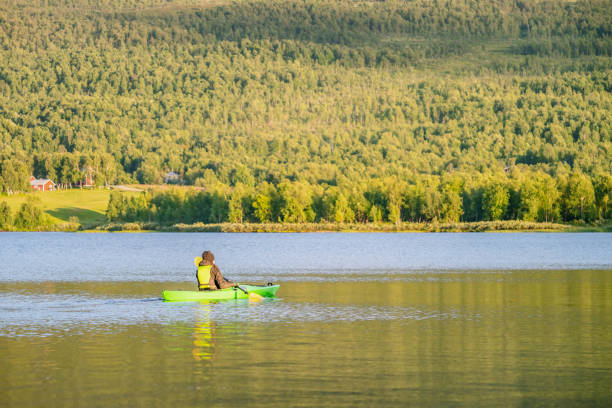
left=1, top=189, right=138, bottom=230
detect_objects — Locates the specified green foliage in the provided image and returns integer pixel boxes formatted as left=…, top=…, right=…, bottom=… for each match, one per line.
left=253, top=193, right=272, bottom=223
left=440, top=180, right=464, bottom=223
left=562, top=173, right=596, bottom=221
left=368, top=205, right=383, bottom=223
left=482, top=182, right=510, bottom=221
left=321, top=189, right=355, bottom=223
left=136, top=164, right=162, bottom=185
left=593, top=174, right=612, bottom=220
left=278, top=182, right=312, bottom=223
left=0, top=0, right=610, bottom=227
left=228, top=184, right=246, bottom=223
left=516, top=175, right=556, bottom=222
left=0, top=160, right=30, bottom=194
left=104, top=167, right=611, bottom=227
left=106, top=191, right=121, bottom=222
left=106, top=190, right=151, bottom=222
left=513, top=37, right=612, bottom=57
left=518, top=178, right=540, bottom=221
left=14, top=199, right=48, bottom=230
left=0, top=201, right=12, bottom=230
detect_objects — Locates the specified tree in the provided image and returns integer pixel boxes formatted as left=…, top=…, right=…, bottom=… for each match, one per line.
left=593, top=174, right=612, bottom=220
left=0, top=201, right=12, bottom=230
left=136, top=163, right=162, bottom=185
left=125, top=192, right=150, bottom=222
left=482, top=181, right=509, bottom=221
left=368, top=204, right=382, bottom=223
left=0, top=160, right=29, bottom=194
left=440, top=179, right=463, bottom=222
left=228, top=184, right=246, bottom=223
left=385, top=177, right=406, bottom=225
left=210, top=190, right=229, bottom=223
left=562, top=173, right=595, bottom=221
left=230, top=165, right=255, bottom=187
left=518, top=177, right=539, bottom=221
left=403, top=182, right=426, bottom=222
left=33, top=153, right=57, bottom=181
left=332, top=192, right=354, bottom=223
left=95, top=153, right=118, bottom=187
left=535, top=174, right=561, bottom=222
left=106, top=191, right=125, bottom=222
left=57, top=154, right=82, bottom=188
left=423, top=189, right=442, bottom=222
left=279, top=189, right=304, bottom=223
left=253, top=193, right=272, bottom=223
left=364, top=183, right=388, bottom=222
left=278, top=182, right=313, bottom=223
left=14, top=199, right=47, bottom=230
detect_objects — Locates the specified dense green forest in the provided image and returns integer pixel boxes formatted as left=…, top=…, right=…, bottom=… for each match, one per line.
left=0, top=0, right=610, bottom=227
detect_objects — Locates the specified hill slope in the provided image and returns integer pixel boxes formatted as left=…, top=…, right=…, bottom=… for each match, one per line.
left=0, top=0, right=610, bottom=224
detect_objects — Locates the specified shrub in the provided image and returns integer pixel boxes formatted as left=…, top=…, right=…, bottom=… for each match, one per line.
left=122, top=222, right=141, bottom=231
left=0, top=201, right=12, bottom=230
left=14, top=201, right=47, bottom=231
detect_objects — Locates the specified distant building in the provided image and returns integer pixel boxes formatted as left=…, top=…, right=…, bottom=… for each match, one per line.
left=80, top=167, right=95, bottom=187
left=30, top=176, right=56, bottom=191
left=164, top=171, right=181, bottom=184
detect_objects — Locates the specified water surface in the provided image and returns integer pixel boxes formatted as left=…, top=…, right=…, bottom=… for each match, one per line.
left=1, top=233, right=611, bottom=407
left=1, top=232, right=610, bottom=282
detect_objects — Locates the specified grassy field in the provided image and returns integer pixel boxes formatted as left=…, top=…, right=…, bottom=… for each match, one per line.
left=2, top=189, right=137, bottom=226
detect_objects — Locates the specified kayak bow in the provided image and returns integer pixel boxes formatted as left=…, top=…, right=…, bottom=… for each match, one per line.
left=162, top=284, right=280, bottom=302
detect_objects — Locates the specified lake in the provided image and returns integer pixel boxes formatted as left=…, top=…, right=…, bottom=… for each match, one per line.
left=1, top=232, right=611, bottom=407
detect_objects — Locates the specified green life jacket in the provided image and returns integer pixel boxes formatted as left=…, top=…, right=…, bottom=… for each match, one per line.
left=196, top=264, right=212, bottom=290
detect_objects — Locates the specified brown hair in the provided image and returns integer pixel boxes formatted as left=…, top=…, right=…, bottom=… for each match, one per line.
left=201, top=250, right=215, bottom=265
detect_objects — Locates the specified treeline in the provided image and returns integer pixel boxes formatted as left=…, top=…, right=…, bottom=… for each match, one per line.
left=514, top=37, right=612, bottom=57
left=0, top=0, right=611, bottom=200
left=107, top=170, right=612, bottom=225
left=6, top=0, right=610, bottom=46
left=0, top=152, right=117, bottom=193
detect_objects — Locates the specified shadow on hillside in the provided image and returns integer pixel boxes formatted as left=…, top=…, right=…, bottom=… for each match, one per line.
left=113, top=2, right=382, bottom=46
left=47, top=207, right=105, bottom=224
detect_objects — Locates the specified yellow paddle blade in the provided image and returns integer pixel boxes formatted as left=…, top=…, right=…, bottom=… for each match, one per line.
left=248, top=292, right=263, bottom=302
left=194, top=256, right=202, bottom=267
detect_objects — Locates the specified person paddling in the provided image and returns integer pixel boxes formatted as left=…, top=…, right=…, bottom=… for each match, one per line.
left=196, top=251, right=238, bottom=291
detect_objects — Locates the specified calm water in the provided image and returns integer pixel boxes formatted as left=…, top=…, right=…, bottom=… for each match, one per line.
left=1, top=232, right=611, bottom=407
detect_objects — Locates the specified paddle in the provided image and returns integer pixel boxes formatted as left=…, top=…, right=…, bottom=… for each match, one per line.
left=235, top=284, right=263, bottom=301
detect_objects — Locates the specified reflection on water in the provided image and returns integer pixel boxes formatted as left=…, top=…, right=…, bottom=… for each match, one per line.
left=1, top=269, right=611, bottom=407
left=1, top=269, right=610, bottom=332
left=1, top=232, right=611, bottom=407
left=192, top=304, right=214, bottom=362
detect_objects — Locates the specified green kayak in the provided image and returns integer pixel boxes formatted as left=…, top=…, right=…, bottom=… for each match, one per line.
left=162, top=284, right=280, bottom=302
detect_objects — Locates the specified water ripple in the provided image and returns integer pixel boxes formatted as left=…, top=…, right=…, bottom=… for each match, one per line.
left=0, top=292, right=469, bottom=338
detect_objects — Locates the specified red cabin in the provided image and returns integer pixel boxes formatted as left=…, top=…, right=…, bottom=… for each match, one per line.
left=30, top=176, right=56, bottom=191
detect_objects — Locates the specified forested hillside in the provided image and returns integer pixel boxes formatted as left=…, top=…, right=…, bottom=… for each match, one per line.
left=0, top=0, right=610, bottom=226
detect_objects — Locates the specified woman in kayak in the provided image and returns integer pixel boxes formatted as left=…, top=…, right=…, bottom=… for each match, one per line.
left=196, top=250, right=238, bottom=291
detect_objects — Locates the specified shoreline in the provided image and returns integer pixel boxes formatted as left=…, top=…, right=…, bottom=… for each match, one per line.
left=2, top=220, right=611, bottom=233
